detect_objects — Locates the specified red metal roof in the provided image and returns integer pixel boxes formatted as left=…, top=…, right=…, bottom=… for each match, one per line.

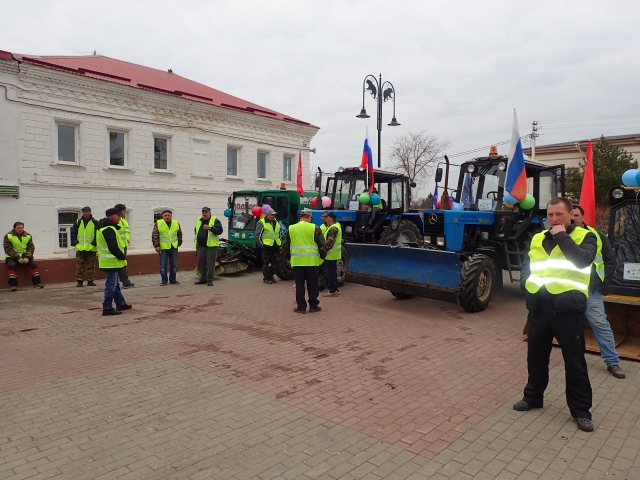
left=4, top=51, right=316, bottom=127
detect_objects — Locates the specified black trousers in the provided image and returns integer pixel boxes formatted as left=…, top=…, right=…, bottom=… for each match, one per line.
left=118, top=247, right=131, bottom=285
left=197, top=246, right=218, bottom=282
left=524, top=300, right=592, bottom=419
left=325, top=259, right=338, bottom=293
left=293, top=266, right=319, bottom=310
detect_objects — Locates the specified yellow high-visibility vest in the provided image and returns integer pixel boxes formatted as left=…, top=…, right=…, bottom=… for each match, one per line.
left=195, top=216, right=220, bottom=247
left=75, top=219, right=97, bottom=252
left=259, top=218, right=281, bottom=247
left=289, top=221, right=320, bottom=267
left=325, top=222, right=342, bottom=261
left=97, top=226, right=127, bottom=269
left=157, top=220, right=180, bottom=250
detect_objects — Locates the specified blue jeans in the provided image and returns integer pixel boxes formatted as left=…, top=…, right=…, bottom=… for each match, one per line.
left=160, top=247, right=178, bottom=283
left=585, top=289, right=620, bottom=366
left=103, top=270, right=126, bottom=310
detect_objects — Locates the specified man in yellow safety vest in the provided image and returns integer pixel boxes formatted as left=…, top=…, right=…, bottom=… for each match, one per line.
left=96, top=208, right=131, bottom=315
left=255, top=208, right=282, bottom=284
left=114, top=204, right=134, bottom=288
left=514, top=197, right=598, bottom=432
left=152, top=210, right=182, bottom=286
left=194, top=207, right=223, bottom=286
left=3, top=221, right=45, bottom=291
left=282, top=208, right=328, bottom=313
left=322, top=212, right=342, bottom=297
left=71, top=206, right=98, bottom=287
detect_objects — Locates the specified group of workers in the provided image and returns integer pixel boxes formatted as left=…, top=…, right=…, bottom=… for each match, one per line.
left=3, top=196, right=626, bottom=434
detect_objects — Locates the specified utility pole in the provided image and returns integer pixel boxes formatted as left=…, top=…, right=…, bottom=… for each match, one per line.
left=530, top=121, right=539, bottom=160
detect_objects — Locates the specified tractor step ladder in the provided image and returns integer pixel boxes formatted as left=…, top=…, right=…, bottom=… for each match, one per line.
left=504, top=240, right=526, bottom=283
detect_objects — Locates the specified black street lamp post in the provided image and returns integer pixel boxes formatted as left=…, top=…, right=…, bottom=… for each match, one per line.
left=356, top=73, right=400, bottom=168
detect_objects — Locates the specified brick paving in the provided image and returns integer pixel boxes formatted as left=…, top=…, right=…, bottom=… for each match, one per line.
left=0, top=271, right=638, bottom=479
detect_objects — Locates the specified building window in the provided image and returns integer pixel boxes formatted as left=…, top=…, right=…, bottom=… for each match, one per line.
left=257, top=152, right=267, bottom=180
left=283, top=155, right=292, bottom=182
left=109, top=130, right=127, bottom=167
left=227, top=147, right=239, bottom=177
left=154, top=137, right=169, bottom=170
left=56, top=123, right=78, bottom=164
left=153, top=211, right=164, bottom=222
left=58, top=211, right=79, bottom=248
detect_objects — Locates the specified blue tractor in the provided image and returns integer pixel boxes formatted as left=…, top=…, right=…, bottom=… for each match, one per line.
left=332, top=148, right=566, bottom=312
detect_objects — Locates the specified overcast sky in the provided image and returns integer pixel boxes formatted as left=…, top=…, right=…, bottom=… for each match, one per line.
left=3, top=0, right=640, bottom=194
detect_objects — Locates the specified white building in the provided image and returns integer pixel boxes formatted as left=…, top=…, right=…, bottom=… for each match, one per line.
left=0, top=50, right=318, bottom=258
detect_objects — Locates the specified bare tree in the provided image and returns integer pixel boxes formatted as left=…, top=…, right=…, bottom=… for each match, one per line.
left=388, top=130, right=451, bottom=185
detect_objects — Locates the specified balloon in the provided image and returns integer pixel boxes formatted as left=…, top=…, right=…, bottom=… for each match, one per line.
left=451, top=202, right=464, bottom=211
left=321, top=196, right=331, bottom=208
left=310, top=197, right=317, bottom=207
left=503, top=202, right=514, bottom=209
left=637, top=170, right=640, bottom=186
left=520, top=194, right=536, bottom=210
left=251, top=205, right=263, bottom=217
left=262, top=204, right=271, bottom=214
left=437, top=198, right=453, bottom=209
left=369, top=193, right=381, bottom=205
left=503, top=192, right=518, bottom=205
left=622, top=169, right=640, bottom=187
left=223, top=208, right=232, bottom=218
left=359, top=193, right=370, bottom=204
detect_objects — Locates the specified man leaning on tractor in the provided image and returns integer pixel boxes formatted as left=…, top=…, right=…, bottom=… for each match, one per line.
left=255, top=207, right=282, bottom=284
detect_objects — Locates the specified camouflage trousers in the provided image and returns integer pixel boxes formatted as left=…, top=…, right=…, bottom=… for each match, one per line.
left=75, top=251, right=97, bottom=281
left=261, top=246, right=280, bottom=281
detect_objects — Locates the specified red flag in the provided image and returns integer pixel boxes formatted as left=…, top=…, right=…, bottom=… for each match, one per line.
left=296, top=150, right=304, bottom=196
left=579, top=139, right=596, bottom=227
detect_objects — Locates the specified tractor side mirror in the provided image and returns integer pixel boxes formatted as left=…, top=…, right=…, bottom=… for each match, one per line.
left=314, top=175, right=321, bottom=189
left=435, top=168, right=443, bottom=183
left=227, top=196, right=231, bottom=203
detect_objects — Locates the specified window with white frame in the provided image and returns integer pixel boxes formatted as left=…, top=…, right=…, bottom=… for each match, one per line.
left=283, top=155, right=292, bottom=182
left=58, top=211, right=79, bottom=248
left=257, top=151, right=267, bottom=180
left=227, top=147, right=239, bottom=177
left=56, top=122, right=78, bottom=164
left=153, top=136, right=169, bottom=170
left=108, top=130, right=127, bottom=167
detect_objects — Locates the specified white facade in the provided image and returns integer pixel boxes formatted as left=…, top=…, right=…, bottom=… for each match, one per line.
left=0, top=57, right=318, bottom=257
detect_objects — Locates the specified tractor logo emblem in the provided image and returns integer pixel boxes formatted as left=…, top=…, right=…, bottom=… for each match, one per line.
left=241, top=233, right=246, bottom=239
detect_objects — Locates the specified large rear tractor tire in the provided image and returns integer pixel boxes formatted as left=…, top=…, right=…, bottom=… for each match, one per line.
left=276, top=253, right=294, bottom=281
left=337, top=247, right=349, bottom=287
left=458, top=254, right=495, bottom=312
left=379, top=219, right=423, bottom=247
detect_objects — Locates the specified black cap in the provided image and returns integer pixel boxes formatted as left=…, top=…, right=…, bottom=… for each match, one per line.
left=106, top=208, right=120, bottom=217
left=202, top=206, right=211, bottom=212
left=81, top=206, right=91, bottom=211
left=326, top=212, right=337, bottom=219
left=162, top=209, right=172, bottom=215
left=114, top=203, right=126, bottom=211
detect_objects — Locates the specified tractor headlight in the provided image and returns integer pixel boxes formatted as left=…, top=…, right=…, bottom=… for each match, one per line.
left=498, top=161, right=506, bottom=171
left=481, top=232, right=489, bottom=241
left=612, top=188, right=624, bottom=199
left=436, top=237, right=445, bottom=246
left=466, top=164, right=476, bottom=173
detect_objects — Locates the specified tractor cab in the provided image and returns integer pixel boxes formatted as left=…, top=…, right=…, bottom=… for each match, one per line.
left=323, top=167, right=416, bottom=243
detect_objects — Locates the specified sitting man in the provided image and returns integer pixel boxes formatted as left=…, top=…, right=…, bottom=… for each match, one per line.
left=4, top=222, right=45, bottom=291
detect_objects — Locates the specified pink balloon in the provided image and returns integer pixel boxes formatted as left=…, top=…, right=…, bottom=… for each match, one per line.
left=321, top=196, right=331, bottom=208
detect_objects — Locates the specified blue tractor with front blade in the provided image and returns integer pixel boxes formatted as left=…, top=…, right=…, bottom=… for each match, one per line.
left=326, top=148, right=566, bottom=312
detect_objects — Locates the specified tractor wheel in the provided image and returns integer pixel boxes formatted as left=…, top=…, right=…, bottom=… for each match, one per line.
left=276, top=252, right=294, bottom=281
left=458, top=254, right=495, bottom=312
left=337, top=247, right=349, bottom=287
left=391, top=291, right=415, bottom=300
left=379, top=219, right=423, bottom=246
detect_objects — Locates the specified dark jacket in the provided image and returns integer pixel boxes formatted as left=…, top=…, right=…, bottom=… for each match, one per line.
left=521, top=223, right=597, bottom=313
left=71, top=216, right=98, bottom=247
left=96, top=218, right=126, bottom=270
left=195, top=216, right=223, bottom=247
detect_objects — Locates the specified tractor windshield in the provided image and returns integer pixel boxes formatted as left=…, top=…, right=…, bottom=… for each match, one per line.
left=231, top=193, right=259, bottom=230
left=459, top=163, right=505, bottom=208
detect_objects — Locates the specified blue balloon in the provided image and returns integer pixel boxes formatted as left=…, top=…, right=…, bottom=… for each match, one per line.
left=622, top=169, right=640, bottom=187
left=223, top=208, right=232, bottom=218
left=451, top=202, right=464, bottom=211
left=637, top=170, right=640, bottom=186
left=503, top=192, right=518, bottom=205
left=369, top=193, right=381, bottom=205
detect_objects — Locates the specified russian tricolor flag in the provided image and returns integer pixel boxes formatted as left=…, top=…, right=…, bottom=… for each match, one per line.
left=361, top=127, right=374, bottom=193
left=505, top=109, right=527, bottom=202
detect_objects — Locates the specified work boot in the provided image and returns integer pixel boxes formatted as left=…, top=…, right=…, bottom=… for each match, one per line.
left=207, top=281, right=213, bottom=286
left=607, top=365, right=626, bottom=379
left=513, top=400, right=542, bottom=411
left=10, top=286, right=17, bottom=292
left=116, top=304, right=133, bottom=311
left=323, top=291, right=339, bottom=297
left=170, top=281, right=180, bottom=285
left=87, top=281, right=96, bottom=286
left=293, top=307, right=306, bottom=314
left=194, top=279, right=207, bottom=285
left=574, top=417, right=594, bottom=432
left=102, top=309, right=122, bottom=316
left=34, top=283, right=45, bottom=288
left=76, top=281, right=83, bottom=287
left=122, top=282, right=134, bottom=288
left=309, top=306, right=322, bottom=313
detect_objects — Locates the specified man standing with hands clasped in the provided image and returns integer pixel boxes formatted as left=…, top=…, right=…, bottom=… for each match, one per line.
left=255, top=207, right=282, bottom=284
left=71, top=206, right=98, bottom=287
left=514, top=197, right=597, bottom=432
left=571, top=205, right=625, bottom=379
left=194, top=207, right=223, bottom=286
left=152, top=210, right=182, bottom=286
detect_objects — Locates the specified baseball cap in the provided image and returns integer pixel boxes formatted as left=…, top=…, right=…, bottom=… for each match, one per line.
left=300, top=208, right=313, bottom=216
left=81, top=206, right=91, bottom=211
left=265, top=208, right=276, bottom=215
left=202, top=206, right=211, bottom=212
left=105, top=208, right=120, bottom=217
